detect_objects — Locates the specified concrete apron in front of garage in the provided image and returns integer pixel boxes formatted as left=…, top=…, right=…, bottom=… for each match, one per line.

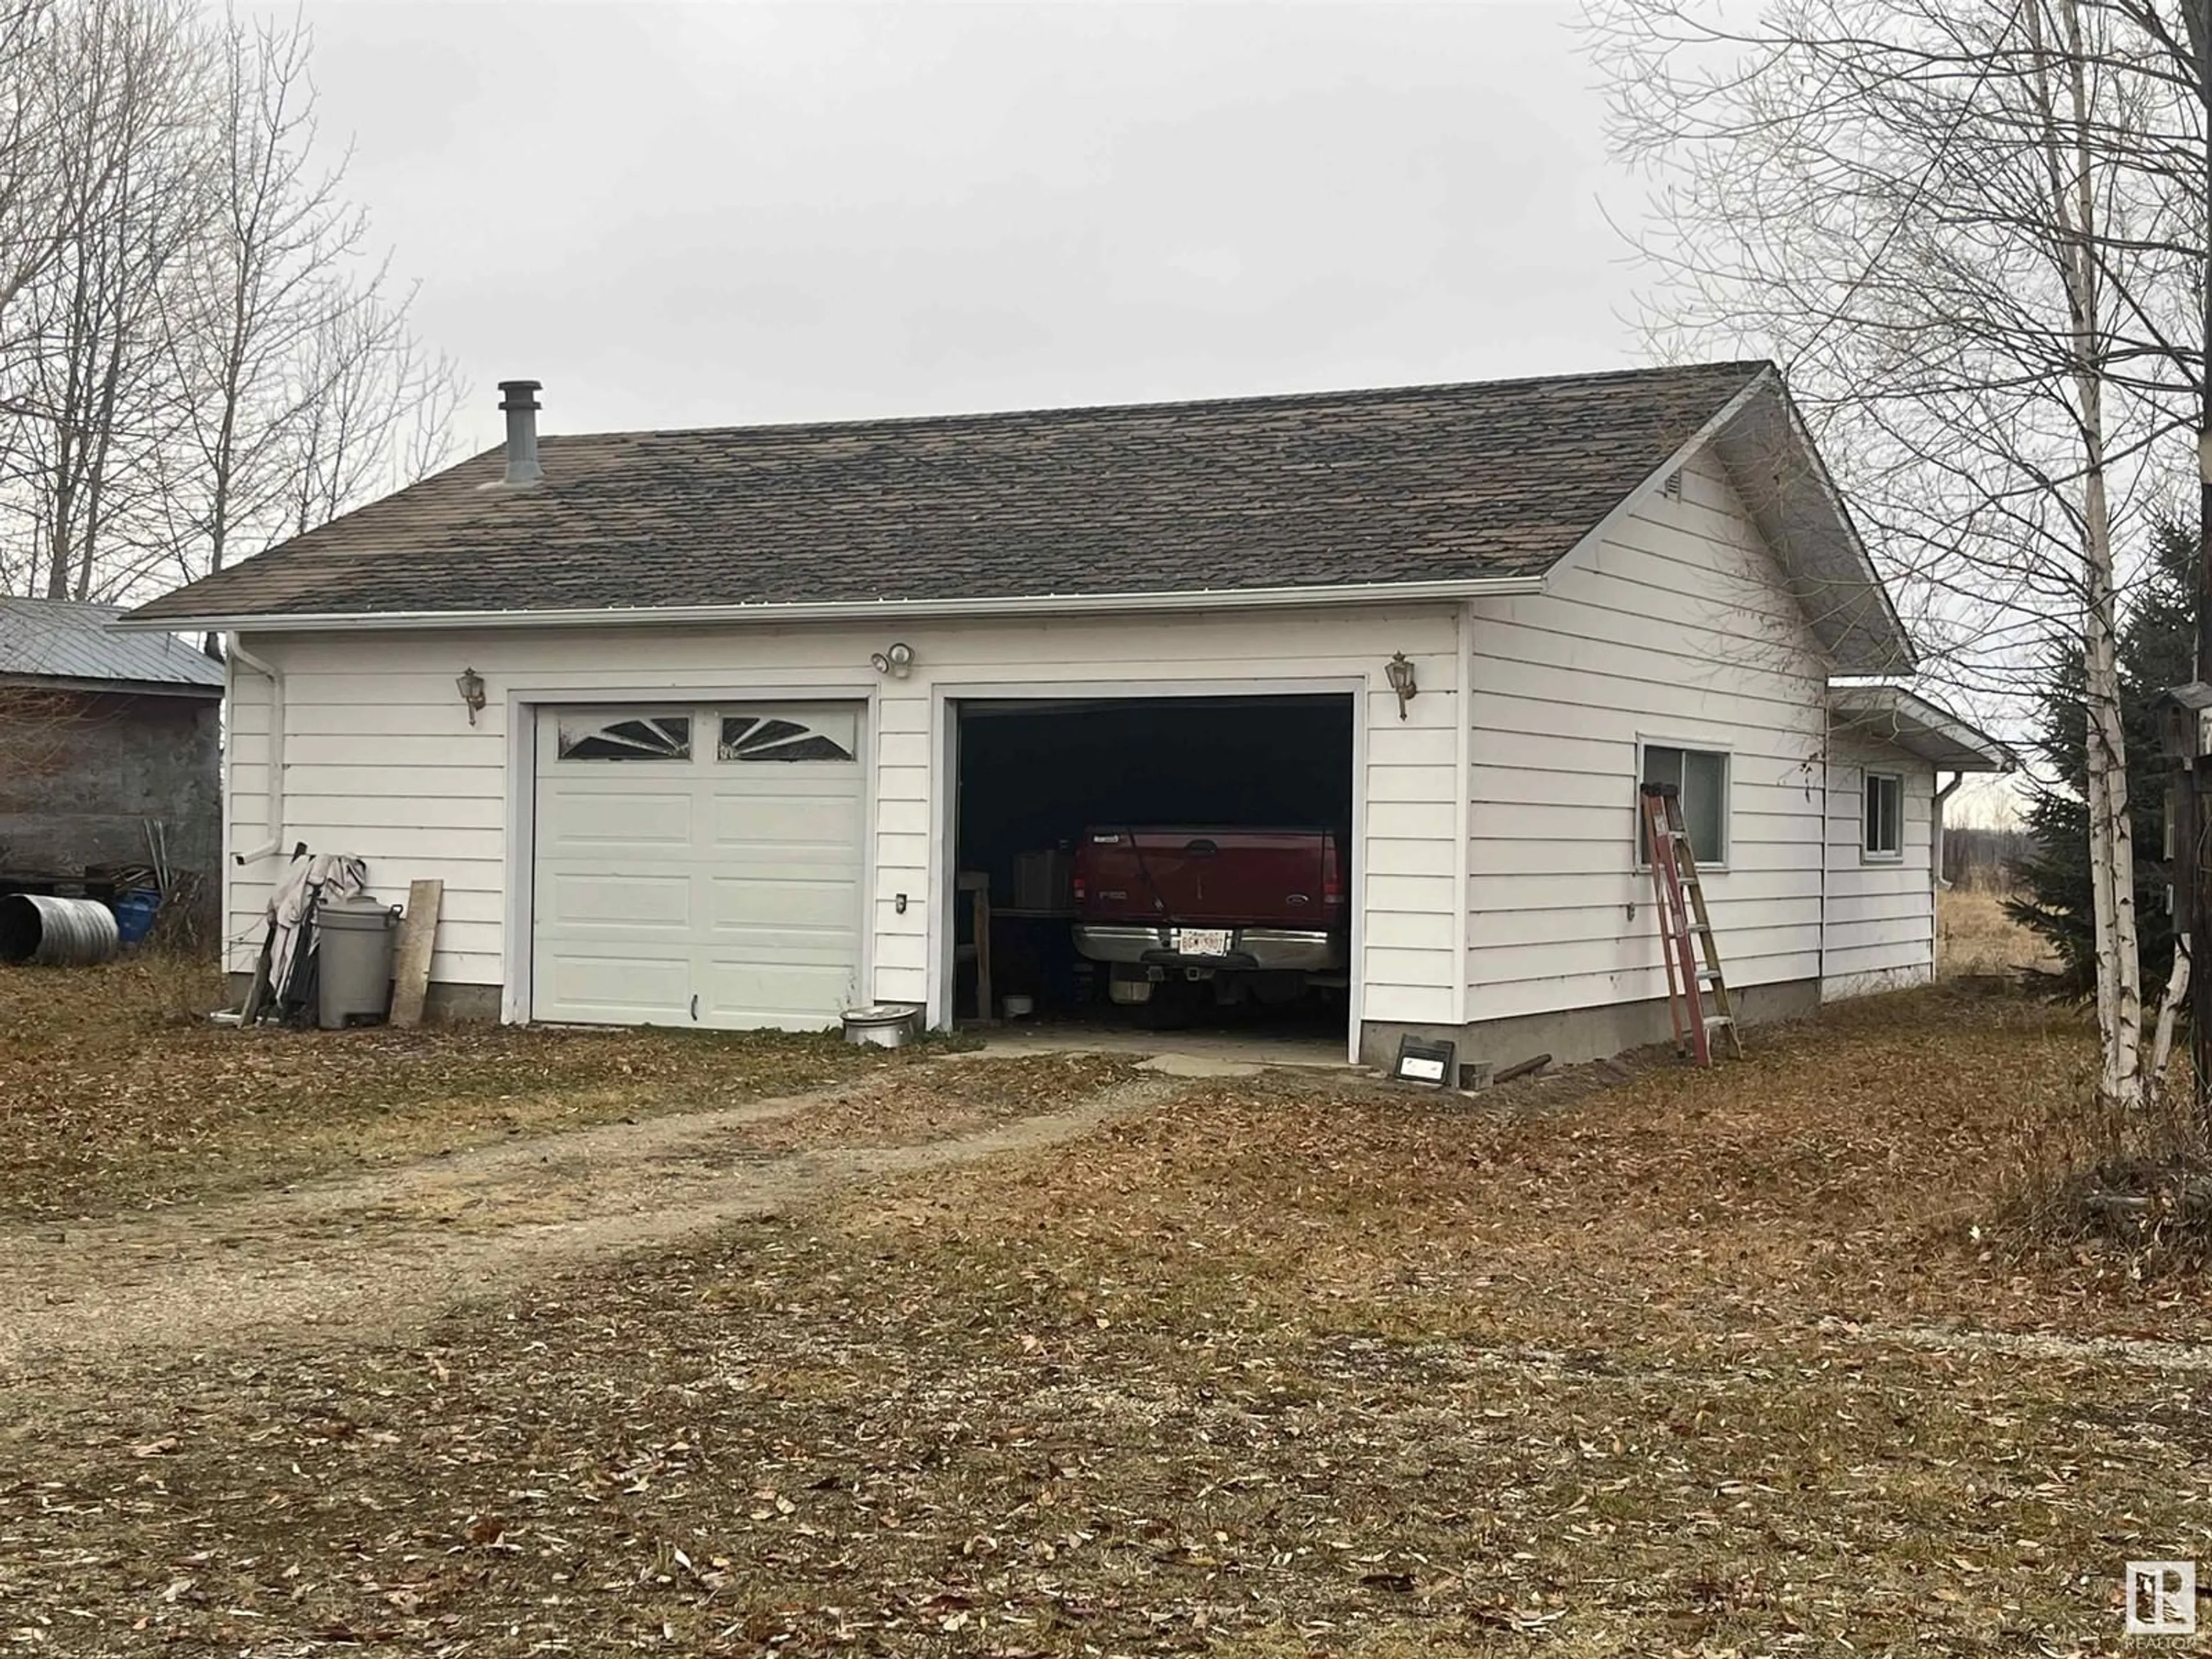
left=960, top=1021, right=1356, bottom=1079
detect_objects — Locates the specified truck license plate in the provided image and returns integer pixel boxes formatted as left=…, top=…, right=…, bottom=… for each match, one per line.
left=1173, top=928, right=1232, bottom=957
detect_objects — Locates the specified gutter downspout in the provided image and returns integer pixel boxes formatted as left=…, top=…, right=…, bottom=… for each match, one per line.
left=228, top=633, right=283, bottom=864
left=1933, top=772, right=1965, bottom=889
left=1933, top=771, right=1965, bottom=974
left=1451, top=600, right=1474, bottom=1029
left=1817, top=739, right=1831, bottom=999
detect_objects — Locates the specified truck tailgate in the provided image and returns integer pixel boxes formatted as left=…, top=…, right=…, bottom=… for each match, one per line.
left=1077, top=827, right=1338, bottom=927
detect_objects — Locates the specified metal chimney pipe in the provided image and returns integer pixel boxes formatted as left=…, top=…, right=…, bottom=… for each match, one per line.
left=497, top=379, right=543, bottom=486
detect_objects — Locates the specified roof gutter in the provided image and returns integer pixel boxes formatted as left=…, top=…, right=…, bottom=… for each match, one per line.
left=1827, top=683, right=2017, bottom=772
left=227, top=632, right=285, bottom=865
left=111, top=573, right=1550, bottom=635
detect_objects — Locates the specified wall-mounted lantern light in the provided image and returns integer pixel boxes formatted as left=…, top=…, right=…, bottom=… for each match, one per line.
left=870, top=642, right=916, bottom=679
left=456, top=666, right=487, bottom=726
left=1384, top=652, right=1418, bottom=720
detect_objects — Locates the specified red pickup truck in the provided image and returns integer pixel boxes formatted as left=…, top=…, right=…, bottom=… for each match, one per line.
left=1072, top=825, right=1347, bottom=1015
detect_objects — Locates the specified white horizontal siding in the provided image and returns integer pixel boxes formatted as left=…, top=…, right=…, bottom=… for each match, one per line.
left=1822, top=736, right=1936, bottom=997
left=224, top=603, right=1464, bottom=1029
left=224, top=656, right=275, bottom=973
left=1464, top=450, right=1833, bottom=1023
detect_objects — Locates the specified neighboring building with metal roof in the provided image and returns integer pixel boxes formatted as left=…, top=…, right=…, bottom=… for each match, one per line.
left=0, top=595, right=225, bottom=696
left=0, top=597, right=221, bottom=938
left=118, top=362, right=2002, bottom=1058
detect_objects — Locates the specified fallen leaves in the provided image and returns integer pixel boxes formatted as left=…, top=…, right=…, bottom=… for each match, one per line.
left=463, top=1513, right=506, bottom=1547
left=1, top=986, right=2206, bottom=1654
left=0, top=957, right=907, bottom=1221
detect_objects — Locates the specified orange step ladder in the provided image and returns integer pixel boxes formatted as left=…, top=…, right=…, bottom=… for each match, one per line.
left=1638, top=782, right=1743, bottom=1066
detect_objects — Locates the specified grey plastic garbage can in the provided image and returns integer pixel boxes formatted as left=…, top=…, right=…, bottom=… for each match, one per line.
left=317, top=897, right=398, bottom=1029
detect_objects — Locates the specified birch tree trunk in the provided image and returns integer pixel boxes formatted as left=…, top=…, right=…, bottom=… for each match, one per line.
left=1588, top=0, right=2196, bottom=1109
left=2034, top=0, right=2143, bottom=1107
left=2083, top=543, right=2145, bottom=1105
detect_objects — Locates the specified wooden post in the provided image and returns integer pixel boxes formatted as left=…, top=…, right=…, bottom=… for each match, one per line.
left=2192, top=0, right=2212, bottom=1124
left=388, top=878, right=443, bottom=1029
left=956, top=870, right=993, bottom=1023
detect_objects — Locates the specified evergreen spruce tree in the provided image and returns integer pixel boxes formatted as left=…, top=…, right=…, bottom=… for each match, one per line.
left=2009, top=520, right=2195, bottom=993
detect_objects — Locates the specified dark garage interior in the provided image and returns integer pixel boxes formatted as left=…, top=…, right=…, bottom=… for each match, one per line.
left=952, top=693, right=1354, bottom=1038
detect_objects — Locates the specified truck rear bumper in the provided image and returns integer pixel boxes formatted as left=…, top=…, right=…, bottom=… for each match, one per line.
left=1072, top=925, right=1343, bottom=974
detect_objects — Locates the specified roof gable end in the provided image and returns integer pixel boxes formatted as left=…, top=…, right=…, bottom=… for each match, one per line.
left=1707, top=380, right=1914, bottom=676
left=1541, top=370, right=1914, bottom=677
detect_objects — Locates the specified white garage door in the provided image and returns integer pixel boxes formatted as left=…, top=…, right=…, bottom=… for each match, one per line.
left=531, top=702, right=866, bottom=1029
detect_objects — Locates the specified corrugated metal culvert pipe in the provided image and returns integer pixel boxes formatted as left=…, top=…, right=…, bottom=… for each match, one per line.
left=0, top=894, right=121, bottom=966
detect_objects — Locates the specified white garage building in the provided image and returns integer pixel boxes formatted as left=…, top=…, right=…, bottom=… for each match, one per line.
left=121, top=361, right=2010, bottom=1066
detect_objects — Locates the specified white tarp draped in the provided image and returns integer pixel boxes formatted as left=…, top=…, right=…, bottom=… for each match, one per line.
left=267, top=853, right=368, bottom=1007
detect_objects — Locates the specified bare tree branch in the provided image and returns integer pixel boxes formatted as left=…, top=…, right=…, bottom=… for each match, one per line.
left=0, top=0, right=463, bottom=606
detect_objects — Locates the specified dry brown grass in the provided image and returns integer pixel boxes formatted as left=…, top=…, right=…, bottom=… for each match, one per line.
left=0, top=956, right=915, bottom=1221
left=1928, top=893, right=2212, bottom=1268
left=1937, top=885, right=2051, bottom=979
left=908, top=984, right=2178, bottom=1334
left=1990, top=1059, right=2212, bottom=1272
left=5, top=987, right=2210, bottom=1654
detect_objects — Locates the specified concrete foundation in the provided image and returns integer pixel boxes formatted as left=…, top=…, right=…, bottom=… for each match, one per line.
left=1821, top=963, right=1933, bottom=1002
left=224, top=972, right=502, bottom=1025
left=225, top=972, right=1822, bottom=1065
left=421, top=981, right=503, bottom=1022
left=1358, top=978, right=1822, bottom=1072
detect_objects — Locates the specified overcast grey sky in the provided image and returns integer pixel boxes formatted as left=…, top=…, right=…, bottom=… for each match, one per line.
left=266, top=4, right=2031, bottom=824
left=294, top=1, right=1641, bottom=452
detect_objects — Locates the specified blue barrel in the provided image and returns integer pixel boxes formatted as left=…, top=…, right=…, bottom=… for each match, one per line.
left=112, top=889, right=160, bottom=946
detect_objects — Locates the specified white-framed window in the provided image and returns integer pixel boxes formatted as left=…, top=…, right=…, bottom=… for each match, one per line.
left=1638, top=742, right=1730, bottom=866
left=1863, top=770, right=1904, bottom=859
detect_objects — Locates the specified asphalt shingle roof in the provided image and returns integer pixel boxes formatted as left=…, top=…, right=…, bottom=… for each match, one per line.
left=0, top=596, right=224, bottom=690
left=124, top=361, right=1771, bottom=624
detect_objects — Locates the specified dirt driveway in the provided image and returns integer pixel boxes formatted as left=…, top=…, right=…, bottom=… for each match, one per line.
left=0, top=1052, right=1181, bottom=1376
